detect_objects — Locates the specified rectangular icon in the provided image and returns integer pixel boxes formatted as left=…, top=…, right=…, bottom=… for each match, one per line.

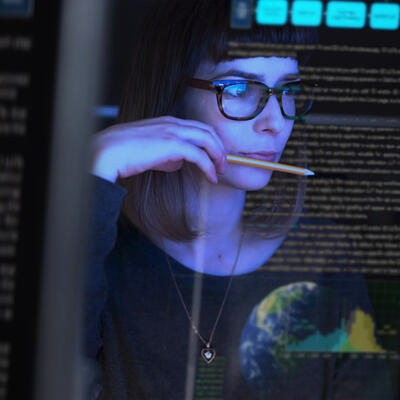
left=230, top=0, right=254, bottom=29
left=0, top=0, right=33, bottom=17
left=326, top=1, right=367, bottom=28
left=370, top=3, right=399, bottom=30
left=256, top=0, right=288, bottom=25
left=291, top=0, right=323, bottom=26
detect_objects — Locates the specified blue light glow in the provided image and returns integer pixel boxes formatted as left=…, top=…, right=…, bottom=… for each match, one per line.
left=370, top=3, right=400, bottom=30
left=0, top=0, right=32, bottom=16
left=256, top=0, right=288, bottom=25
left=291, top=0, right=323, bottom=26
left=326, top=1, right=367, bottom=29
left=230, top=0, right=254, bottom=29
left=94, top=106, right=119, bottom=118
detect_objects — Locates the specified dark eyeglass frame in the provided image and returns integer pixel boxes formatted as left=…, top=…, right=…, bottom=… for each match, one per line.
left=190, top=77, right=315, bottom=121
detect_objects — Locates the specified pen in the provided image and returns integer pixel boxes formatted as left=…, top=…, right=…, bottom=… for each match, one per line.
left=226, top=154, right=315, bottom=176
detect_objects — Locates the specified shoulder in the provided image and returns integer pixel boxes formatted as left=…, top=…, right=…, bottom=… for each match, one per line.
left=91, top=174, right=127, bottom=200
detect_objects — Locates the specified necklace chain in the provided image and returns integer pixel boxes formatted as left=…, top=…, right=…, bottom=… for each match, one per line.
left=164, top=229, right=246, bottom=348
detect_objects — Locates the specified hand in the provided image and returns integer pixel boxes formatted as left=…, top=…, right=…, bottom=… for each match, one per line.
left=90, top=116, right=227, bottom=183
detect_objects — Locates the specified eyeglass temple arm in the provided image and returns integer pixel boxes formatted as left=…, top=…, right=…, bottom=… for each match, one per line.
left=190, top=78, right=214, bottom=90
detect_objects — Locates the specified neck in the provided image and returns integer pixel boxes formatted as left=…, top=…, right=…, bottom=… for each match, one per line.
left=161, top=174, right=247, bottom=275
left=190, top=178, right=245, bottom=238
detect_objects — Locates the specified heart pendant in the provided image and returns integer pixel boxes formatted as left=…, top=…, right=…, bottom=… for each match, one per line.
left=201, top=347, right=216, bottom=364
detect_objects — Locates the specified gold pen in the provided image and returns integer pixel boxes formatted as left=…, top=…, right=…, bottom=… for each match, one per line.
left=226, top=154, right=314, bottom=176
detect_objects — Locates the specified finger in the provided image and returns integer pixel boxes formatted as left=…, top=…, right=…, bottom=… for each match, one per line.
left=130, top=116, right=226, bottom=155
left=164, top=116, right=226, bottom=154
left=165, top=141, right=218, bottom=184
left=168, top=125, right=226, bottom=174
left=152, top=159, right=184, bottom=172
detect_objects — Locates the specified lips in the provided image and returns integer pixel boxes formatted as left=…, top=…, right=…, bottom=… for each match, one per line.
left=241, top=151, right=277, bottom=162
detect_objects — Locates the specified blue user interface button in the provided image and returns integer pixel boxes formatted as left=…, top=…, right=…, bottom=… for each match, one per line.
left=256, top=0, right=288, bottom=25
left=326, top=1, right=367, bottom=28
left=0, top=0, right=32, bottom=16
left=370, top=3, right=400, bottom=30
left=291, top=0, right=323, bottom=26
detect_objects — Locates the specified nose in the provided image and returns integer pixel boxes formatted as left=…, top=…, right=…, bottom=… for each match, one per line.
left=252, top=94, right=285, bottom=135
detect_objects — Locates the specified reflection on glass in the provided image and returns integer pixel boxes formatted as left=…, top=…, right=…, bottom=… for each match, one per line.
left=84, top=1, right=395, bottom=399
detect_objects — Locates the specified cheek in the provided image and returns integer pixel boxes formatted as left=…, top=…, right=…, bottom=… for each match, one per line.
left=214, top=122, right=250, bottom=151
left=214, top=128, right=246, bottom=154
left=181, top=91, right=218, bottom=122
left=218, top=163, right=274, bottom=191
left=277, top=121, right=295, bottom=148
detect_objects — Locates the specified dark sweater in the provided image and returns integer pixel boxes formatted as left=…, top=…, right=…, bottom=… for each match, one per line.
left=84, top=176, right=393, bottom=400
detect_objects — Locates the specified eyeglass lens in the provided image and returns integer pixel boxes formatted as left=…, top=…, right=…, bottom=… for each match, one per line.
left=221, top=83, right=313, bottom=119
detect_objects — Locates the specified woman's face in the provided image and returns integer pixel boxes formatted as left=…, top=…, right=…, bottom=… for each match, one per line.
left=182, top=56, right=299, bottom=191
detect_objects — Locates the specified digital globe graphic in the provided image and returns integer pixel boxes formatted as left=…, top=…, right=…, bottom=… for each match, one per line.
left=239, top=281, right=384, bottom=398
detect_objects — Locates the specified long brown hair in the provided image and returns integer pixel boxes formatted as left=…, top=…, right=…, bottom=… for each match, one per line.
left=117, top=0, right=315, bottom=241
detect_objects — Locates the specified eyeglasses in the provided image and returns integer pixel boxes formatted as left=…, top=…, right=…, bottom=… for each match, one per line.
left=190, top=78, right=315, bottom=121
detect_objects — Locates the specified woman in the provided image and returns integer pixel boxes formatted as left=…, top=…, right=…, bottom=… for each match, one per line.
left=85, top=0, right=392, bottom=399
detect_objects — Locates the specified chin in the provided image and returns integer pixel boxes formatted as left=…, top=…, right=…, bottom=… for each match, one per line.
left=219, top=165, right=273, bottom=191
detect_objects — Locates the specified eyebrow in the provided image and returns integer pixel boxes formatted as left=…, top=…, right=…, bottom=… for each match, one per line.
left=211, top=69, right=300, bottom=82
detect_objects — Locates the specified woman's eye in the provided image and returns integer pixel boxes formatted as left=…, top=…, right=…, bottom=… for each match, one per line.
left=225, top=84, right=248, bottom=97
